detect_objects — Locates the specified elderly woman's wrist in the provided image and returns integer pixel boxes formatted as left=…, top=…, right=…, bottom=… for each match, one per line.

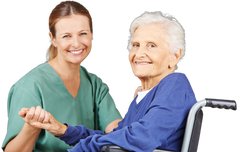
left=60, top=123, right=68, bottom=136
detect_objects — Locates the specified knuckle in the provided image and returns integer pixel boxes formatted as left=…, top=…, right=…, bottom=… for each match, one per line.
left=36, top=106, right=42, bottom=110
left=28, top=112, right=34, bottom=117
left=38, top=116, right=43, bottom=120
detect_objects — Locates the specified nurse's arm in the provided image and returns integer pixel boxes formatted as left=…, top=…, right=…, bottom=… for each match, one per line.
left=104, top=119, right=122, bottom=133
left=4, top=107, right=42, bottom=152
left=104, top=86, right=141, bottom=133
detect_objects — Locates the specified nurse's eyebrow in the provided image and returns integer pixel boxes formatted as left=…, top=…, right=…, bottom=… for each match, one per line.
left=60, top=30, right=89, bottom=35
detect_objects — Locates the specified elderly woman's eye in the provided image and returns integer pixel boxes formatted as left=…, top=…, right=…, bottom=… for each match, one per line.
left=133, top=43, right=139, bottom=47
left=80, top=32, right=87, bottom=35
left=148, top=43, right=156, bottom=48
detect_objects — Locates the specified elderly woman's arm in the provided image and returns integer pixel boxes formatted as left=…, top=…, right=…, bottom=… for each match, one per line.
left=55, top=75, right=196, bottom=152
left=59, top=101, right=190, bottom=152
left=19, top=107, right=105, bottom=145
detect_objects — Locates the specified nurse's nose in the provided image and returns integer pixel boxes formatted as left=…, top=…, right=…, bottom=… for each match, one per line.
left=72, top=36, right=81, bottom=48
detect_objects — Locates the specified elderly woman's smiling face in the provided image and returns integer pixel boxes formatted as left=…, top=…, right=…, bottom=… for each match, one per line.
left=129, top=23, right=179, bottom=82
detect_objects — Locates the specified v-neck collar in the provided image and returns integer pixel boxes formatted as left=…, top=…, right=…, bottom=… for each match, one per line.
left=44, top=62, right=82, bottom=100
left=135, top=86, right=158, bottom=108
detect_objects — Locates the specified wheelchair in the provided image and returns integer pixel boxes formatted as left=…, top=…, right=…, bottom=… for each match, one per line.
left=101, top=98, right=237, bottom=152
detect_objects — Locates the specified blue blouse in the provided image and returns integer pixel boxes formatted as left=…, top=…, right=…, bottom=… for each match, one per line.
left=57, top=73, right=197, bottom=152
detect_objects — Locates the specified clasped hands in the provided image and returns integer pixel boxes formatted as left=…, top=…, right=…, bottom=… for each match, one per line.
left=19, top=87, right=142, bottom=137
left=19, top=106, right=67, bottom=137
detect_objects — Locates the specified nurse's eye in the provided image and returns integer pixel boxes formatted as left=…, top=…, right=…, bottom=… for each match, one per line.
left=63, top=35, right=70, bottom=38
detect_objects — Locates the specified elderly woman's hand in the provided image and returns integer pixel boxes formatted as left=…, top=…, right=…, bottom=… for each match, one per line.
left=19, top=106, right=67, bottom=136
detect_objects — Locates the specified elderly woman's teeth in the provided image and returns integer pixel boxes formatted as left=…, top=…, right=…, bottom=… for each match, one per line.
left=136, top=61, right=150, bottom=64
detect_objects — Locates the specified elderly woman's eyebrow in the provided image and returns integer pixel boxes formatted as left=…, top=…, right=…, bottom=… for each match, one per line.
left=131, top=40, right=158, bottom=46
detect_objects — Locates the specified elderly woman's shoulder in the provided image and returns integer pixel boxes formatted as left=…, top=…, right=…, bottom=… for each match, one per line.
left=165, top=72, right=189, bottom=82
left=162, top=73, right=193, bottom=90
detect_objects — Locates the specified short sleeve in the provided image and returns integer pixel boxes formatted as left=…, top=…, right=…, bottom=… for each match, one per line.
left=96, top=80, right=122, bottom=132
left=2, top=85, right=42, bottom=149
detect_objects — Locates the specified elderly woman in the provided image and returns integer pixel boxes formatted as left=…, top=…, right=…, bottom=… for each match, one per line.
left=2, top=1, right=122, bottom=152
left=19, top=11, right=196, bottom=152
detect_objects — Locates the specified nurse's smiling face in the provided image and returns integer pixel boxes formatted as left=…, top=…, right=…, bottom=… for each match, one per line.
left=129, top=23, right=176, bottom=81
left=50, top=14, right=93, bottom=65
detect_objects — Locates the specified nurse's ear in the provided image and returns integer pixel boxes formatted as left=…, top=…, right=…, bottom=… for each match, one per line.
left=49, top=32, right=57, bottom=47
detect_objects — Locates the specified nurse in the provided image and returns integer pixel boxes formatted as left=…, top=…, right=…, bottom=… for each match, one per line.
left=2, top=1, right=122, bottom=152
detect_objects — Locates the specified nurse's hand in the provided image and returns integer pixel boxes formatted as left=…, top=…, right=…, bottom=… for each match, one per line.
left=19, top=106, right=67, bottom=136
left=134, top=86, right=143, bottom=99
left=19, top=106, right=48, bottom=126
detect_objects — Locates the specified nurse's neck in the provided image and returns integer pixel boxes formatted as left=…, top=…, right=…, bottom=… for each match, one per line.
left=48, top=57, right=80, bottom=79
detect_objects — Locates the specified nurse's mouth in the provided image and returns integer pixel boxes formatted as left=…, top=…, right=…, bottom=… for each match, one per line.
left=68, top=49, right=84, bottom=55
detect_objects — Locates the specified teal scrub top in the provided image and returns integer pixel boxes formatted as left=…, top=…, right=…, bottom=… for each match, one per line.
left=2, top=63, right=122, bottom=152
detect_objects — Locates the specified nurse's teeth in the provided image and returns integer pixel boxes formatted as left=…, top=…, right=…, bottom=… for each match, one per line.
left=71, top=50, right=83, bottom=54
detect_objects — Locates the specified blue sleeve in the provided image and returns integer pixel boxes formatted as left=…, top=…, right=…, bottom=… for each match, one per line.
left=113, top=97, right=136, bottom=131
left=67, top=76, right=196, bottom=152
left=56, top=124, right=104, bottom=146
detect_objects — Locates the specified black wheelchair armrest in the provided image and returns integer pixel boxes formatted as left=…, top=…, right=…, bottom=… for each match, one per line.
left=101, top=145, right=178, bottom=152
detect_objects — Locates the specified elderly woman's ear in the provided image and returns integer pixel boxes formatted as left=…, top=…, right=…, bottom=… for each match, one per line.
left=169, top=49, right=182, bottom=69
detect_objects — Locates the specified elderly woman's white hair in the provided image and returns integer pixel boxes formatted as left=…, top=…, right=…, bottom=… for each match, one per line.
left=128, top=11, right=185, bottom=70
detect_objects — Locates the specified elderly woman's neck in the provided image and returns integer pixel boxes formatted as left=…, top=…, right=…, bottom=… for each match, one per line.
left=140, top=72, right=173, bottom=91
left=141, top=79, right=159, bottom=91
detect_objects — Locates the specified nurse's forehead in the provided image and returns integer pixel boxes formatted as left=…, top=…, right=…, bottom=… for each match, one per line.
left=55, top=15, right=90, bottom=33
left=55, top=18, right=90, bottom=33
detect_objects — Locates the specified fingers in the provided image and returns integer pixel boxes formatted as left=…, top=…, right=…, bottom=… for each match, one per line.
left=25, top=106, right=43, bottom=122
left=32, top=122, right=50, bottom=130
left=21, top=106, right=49, bottom=125
left=37, top=108, right=46, bottom=122
left=134, top=86, right=143, bottom=98
left=18, top=108, right=30, bottom=117
left=21, top=108, right=30, bottom=111
left=30, top=111, right=67, bottom=136
left=32, top=106, right=42, bottom=122
left=24, top=107, right=36, bottom=123
left=136, top=86, right=143, bottom=92
left=43, top=111, right=50, bottom=123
